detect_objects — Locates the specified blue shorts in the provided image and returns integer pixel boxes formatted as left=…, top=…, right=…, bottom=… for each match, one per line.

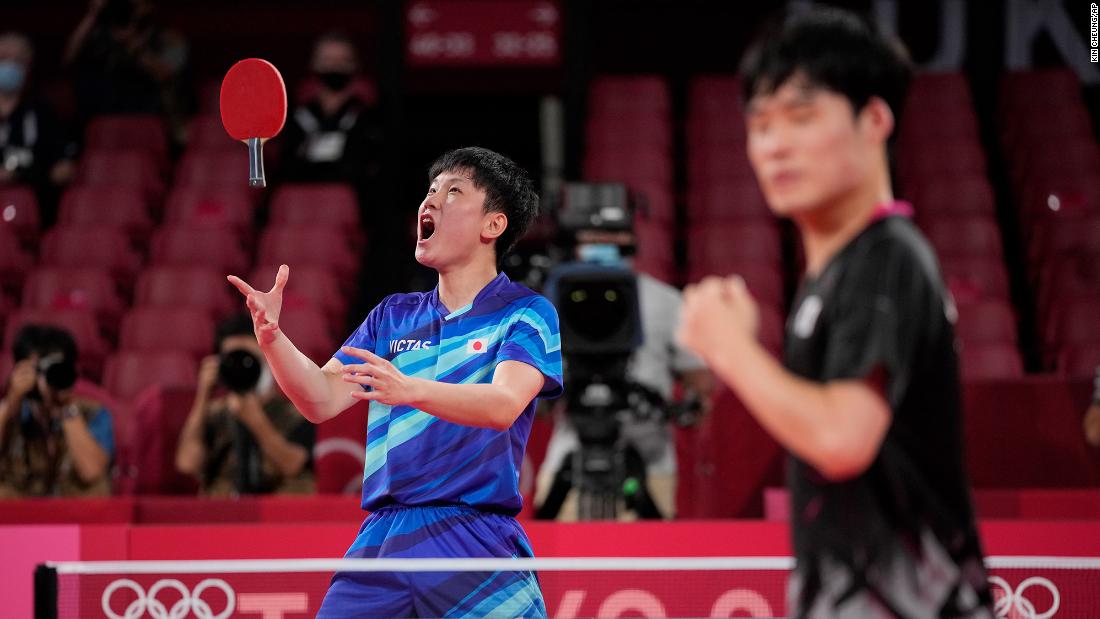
left=317, top=504, right=547, bottom=618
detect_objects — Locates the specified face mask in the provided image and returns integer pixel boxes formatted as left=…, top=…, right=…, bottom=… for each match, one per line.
left=316, top=71, right=352, bottom=92
left=0, top=61, right=25, bottom=94
left=577, top=243, right=623, bottom=265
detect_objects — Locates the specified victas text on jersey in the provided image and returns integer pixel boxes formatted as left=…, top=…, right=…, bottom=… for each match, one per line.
left=389, top=339, right=432, bottom=353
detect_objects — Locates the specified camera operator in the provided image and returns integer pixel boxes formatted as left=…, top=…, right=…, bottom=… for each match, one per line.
left=535, top=233, right=714, bottom=520
left=0, top=325, right=114, bottom=497
left=176, top=313, right=314, bottom=496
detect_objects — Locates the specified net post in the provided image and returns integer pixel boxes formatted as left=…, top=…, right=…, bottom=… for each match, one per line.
left=34, top=564, right=58, bottom=619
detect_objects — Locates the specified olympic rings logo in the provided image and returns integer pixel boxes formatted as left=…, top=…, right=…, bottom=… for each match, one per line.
left=101, top=578, right=236, bottom=619
left=989, top=576, right=1060, bottom=619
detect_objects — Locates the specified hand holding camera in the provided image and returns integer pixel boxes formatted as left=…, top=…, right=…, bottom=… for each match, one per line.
left=6, top=359, right=37, bottom=403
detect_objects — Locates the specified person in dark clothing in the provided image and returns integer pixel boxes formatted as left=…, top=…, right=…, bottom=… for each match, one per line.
left=175, top=314, right=314, bottom=496
left=0, top=325, right=114, bottom=497
left=65, top=0, right=191, bottom=138
left=0, top=33, right=77, bottom=198
left=279, top=32, right=379, bottom=185
left=677, top=8, right=992, bottom=618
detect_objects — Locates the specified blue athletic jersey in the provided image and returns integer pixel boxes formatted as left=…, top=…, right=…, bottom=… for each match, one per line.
left=333, top=272, right=563, bottom=515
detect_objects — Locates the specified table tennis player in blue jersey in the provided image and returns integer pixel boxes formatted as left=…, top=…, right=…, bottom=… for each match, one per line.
left=226, top=146, right=562, bottom=618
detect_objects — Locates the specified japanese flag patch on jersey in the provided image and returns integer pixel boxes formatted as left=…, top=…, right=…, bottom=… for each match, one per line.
left=466, top=338, right=489, bottom=354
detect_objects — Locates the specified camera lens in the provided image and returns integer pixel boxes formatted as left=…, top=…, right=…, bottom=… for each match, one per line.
left=218, top=349, right=262, bottom=394
left=38, top=352, right=77, bottom=392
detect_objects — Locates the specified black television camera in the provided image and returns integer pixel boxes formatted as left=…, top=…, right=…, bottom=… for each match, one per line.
left=535, top=183, right=699, bottom=521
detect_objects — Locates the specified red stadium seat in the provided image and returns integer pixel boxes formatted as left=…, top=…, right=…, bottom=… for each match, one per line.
left=279, top=304, right=337, bottom=364
left=687, top=221, right=782, bottom=269
left=589, top=75, right=670, bottom=113
left=164, top=186, right=254, bottom=234
left=77, top=149, right=164, bottom=200
left=4, top=308, right=108, bottom=378
left=631, top=183, right=676, bottom=224
left=1000, top=69, right=1081, bottom=110
left=1030, top=217, right=1100, bottom=263
left=583, top=147, right=673, bottom=186
left=1035, top=254, right=1100, bottom=323
left=908, top=176, right=995, bottom=218
left=85, top=115, right=168, bottom=166
left=0, top=185, right=41, bottom=245
left=175, top=150, right=252, bottom=187
left=250, top=264, right=347, bottom=328
left=39, top=225, right=141, bottom=285
left=257, top=226, right=359, bottom=279
left=687, top=147, right=756, bottom=186
left=687, top=180, right=771, bottom=222
left=21, top=267, right=124, bottom=330
left=1001, top=105, right=1092, bottom=151
left=270, top=183, right=362, bottom=232
left=1045, top=299, right=1100, bottom=348
left=633, top=222, right=677, bottom=285
left=923, top=217, right=1003, bottom=258
left=1058, top=345, right=1100, bottom=380
left=119, top=307, right=216, bottom=360
left=0, top=227, right=33, bottom=294
left=899, top=106, right=979, bottom=143
left=958, top=342, right=1024, bottom=381
left=104, top=351, right=198, bottom=400
left=58, top=186, right=153, bottom=241
left=954, top=300, right=1017, bottom=344
left=149, top=226, right=249, bottom=273
left=135, top=267, right=236, bottom=318
left=314, top=401, right=370, bottom=494
left=1013, top=139, right=1100, bottom=186
left=686, top=261, right=785, bottom=310
left=187, top=115, right=236, bottom=151
left=757, top=305, right=785, bottom=354
left=587, top=115, right=673, bottom=149
left=1019, top=173, right=1100, bottom=229
left=897, top=137, right=986, bottom=182
left=688, top=75, right=743, bottom=114
left=940, top=257, right=1010, bottom=303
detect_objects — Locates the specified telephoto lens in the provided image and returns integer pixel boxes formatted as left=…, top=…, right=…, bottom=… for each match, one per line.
left=218, top=349, right=262, bottom=394
left=37, top=352, right=77, bottom=392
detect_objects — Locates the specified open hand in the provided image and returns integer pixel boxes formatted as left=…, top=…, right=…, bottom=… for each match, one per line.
left=339, top=346, right=421, bottom=407
left=227, top=265, right=289, bottom=346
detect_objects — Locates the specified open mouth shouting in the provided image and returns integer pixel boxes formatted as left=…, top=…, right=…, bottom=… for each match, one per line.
left=419, top=212, right=436, bottom=243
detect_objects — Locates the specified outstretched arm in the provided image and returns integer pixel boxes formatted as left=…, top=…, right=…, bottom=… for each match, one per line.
left=227, top=265, right=357, bottom=423
left=339, top=346, right=545, bottom=431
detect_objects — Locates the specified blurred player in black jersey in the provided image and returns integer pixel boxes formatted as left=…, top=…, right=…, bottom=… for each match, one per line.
left=677, top=7, right=993, bottom=618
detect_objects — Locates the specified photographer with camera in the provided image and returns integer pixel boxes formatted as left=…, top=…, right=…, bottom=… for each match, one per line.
left=175, top=314, right=314, bottom=495
left=0, top=325, right=114, bottom=497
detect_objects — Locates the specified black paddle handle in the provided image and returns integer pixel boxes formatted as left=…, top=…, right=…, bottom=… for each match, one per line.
left=247, top=137, right=266, bottom=187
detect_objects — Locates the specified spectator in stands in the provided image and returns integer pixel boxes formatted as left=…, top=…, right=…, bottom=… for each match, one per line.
left=1083, top=366, right=1100, bottom=447
left=279, top=32, right=379, bottom=185
left=176, top=313, right=314, bottom=495
left=0, top=325, right=114, bottom=497
left=0, top=33, right=78, bottom=198
left=65, top=0, right=191, bottom=139
left=534, top=232, right=714, bottom=520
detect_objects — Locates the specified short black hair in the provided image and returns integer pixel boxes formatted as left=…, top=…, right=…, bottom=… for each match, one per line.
left=740, top=6, right=913, bottom=122
left=214, top=313, right=255, bottom=352
left=12, top=324, right=78, bottom=364
left=428, top=146, right=539, bottom=269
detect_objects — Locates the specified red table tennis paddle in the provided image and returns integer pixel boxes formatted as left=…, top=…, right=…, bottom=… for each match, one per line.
left=220, top=58, right=287, bottom=188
